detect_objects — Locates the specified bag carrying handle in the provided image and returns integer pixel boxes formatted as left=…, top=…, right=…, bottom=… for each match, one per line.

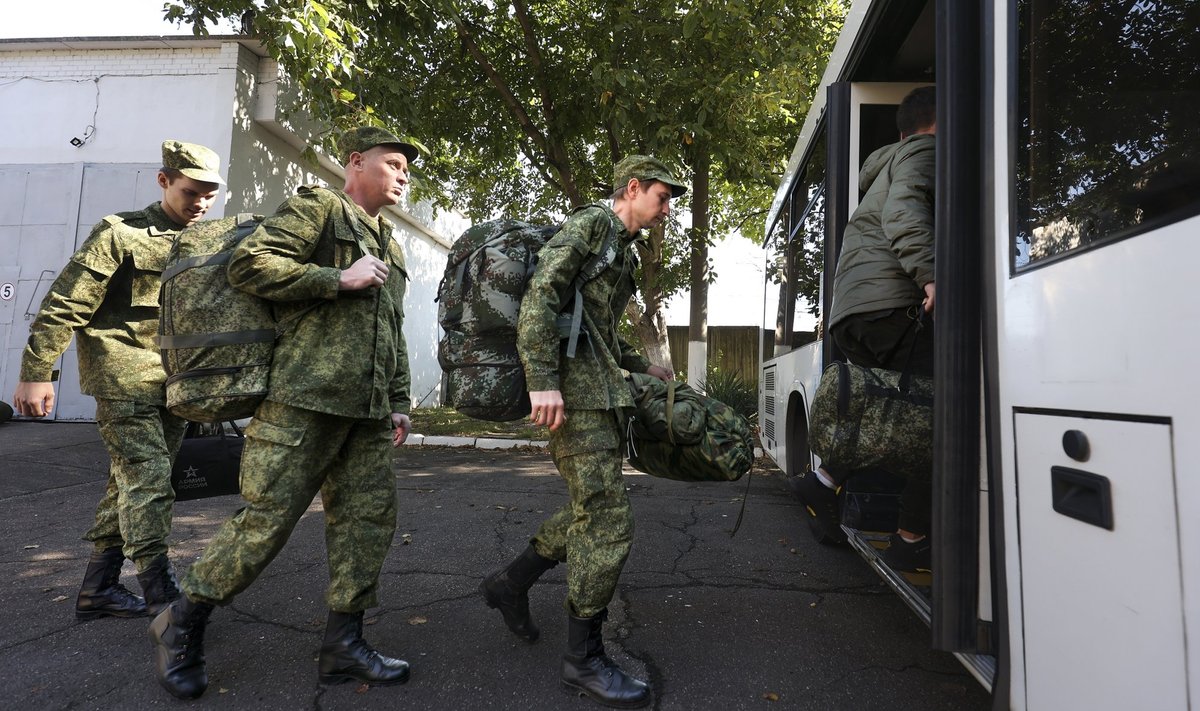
left=879, top=307, right=927, bottom=394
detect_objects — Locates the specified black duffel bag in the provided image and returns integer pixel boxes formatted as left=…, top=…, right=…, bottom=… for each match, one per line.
left=171, top=421, right=244, bottom=501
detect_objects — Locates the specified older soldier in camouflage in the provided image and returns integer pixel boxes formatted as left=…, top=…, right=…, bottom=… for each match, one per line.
left=480, top=155, right=686, bottom=709
left=149, top=126, right=416, bottom=701
left=13, top=141, right=223, bottom=621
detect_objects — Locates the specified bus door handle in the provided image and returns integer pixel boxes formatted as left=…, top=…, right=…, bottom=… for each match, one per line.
left=1050, top=466, right=1114, bottom=531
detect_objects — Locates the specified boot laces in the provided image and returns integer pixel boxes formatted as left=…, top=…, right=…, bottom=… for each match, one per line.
left=175, top=607, right=210, bottom=660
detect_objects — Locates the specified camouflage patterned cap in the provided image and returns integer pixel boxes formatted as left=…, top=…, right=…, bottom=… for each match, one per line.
left=161, top=140, right=225, bottom=185
left=339, top=126, right=419, bottom=165
left=613, top=155, right=687, bottom=198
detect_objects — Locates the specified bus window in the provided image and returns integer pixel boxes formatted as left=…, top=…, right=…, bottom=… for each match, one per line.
left=768, top=132, right=827, bottom=356
left=1015, top=0, right=1200, bottom=269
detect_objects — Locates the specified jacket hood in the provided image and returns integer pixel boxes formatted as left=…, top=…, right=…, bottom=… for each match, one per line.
left=857, top=133, right=934, bottom=193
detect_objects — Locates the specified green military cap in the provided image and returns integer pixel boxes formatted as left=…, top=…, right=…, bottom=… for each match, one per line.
left=161, top=140, right=225, bottom=185
left=613, top=154, right=687, bottom=198
left=339, top=126, right=419, bottom=165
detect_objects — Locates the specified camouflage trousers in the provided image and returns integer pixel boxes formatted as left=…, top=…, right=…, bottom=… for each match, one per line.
left=533, top=409, right=632, bottom=619
left=86, top=399, right=186, bottom=571
left=182, top=400, right=398, bottom=613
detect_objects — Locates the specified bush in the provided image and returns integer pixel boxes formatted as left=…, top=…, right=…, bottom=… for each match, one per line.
left=699, top=364, right=757, bottom=423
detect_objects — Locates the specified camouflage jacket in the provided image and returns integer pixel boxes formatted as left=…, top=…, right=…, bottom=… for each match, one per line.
left=20, top=202, right=183, bottom=404
left=226, top=186, right=411, bottom=419
left=518, top=202, right=651, bottom=410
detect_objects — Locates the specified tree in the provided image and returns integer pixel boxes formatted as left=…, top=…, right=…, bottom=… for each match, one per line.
left=167, top=0, right=845, bottom=372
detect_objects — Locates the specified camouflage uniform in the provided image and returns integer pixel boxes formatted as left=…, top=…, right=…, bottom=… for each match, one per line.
left=21, top=202, right=189, bottom=569
left=180, top=186, right=410, bottom=613
left=517, top=202, right=651, bottom=618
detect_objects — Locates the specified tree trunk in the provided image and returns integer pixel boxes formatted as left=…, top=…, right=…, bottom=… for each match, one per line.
left=687, top=150, right=710, bottom=388
left=629, top=223, right=673, bottom=371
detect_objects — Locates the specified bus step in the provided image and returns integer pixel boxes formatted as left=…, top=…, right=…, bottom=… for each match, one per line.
left=842, top=526, right=932, bottom=623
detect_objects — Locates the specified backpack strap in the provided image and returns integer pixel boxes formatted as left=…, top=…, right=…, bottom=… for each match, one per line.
left=665, top=381, right=678, bottom=446
left=312, top=187, right=379, bottom=260
left=563, top=209, right=619, bottom=359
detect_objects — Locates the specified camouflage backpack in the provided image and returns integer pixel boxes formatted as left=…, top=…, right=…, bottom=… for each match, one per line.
left=159, top=214, right=274, bottom=422
left=436, top=210, right=617, bottom=421
left=808, top=361, right=934, bottom=478
left=624, top=372, right=755, bottom=482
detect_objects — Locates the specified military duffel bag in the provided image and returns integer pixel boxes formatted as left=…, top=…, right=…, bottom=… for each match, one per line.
left=624, top=372, right=754, bottom=483
left=808, top=360, right=933, bottom=478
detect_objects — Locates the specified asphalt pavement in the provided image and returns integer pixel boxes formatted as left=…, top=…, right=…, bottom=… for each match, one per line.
left=0, top=419, right=991, bottom=710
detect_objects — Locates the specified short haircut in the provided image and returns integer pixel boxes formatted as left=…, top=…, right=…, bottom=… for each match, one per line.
left=160, top=167, right=184, bottom=182
left=609, top=178, right=661, bottom=201
left=896, top=86, right=936, bottom=135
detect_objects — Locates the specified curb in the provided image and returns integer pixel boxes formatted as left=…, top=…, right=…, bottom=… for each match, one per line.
left=404, top=434, right=548, bottom=449
left=403, top=434, right=764, bottom=460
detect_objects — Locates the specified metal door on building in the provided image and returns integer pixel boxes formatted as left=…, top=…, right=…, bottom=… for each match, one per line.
left=0, top=163, right=160, bottom=420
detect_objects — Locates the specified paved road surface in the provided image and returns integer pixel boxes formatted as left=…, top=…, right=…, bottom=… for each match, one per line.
left=0, top=420, right=991, bottom=710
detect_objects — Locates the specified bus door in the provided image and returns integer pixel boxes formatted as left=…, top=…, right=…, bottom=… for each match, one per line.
left=822, top=82, right=931, bottom=366
left=992, top=1, right=1200, bottom=707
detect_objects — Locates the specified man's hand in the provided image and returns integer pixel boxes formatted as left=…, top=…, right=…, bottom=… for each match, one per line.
left=922, top=282, right=936, bottom=315
left=529, top=390, right=566, bottom=431
left=339, top=255, right=390, bottom=291
left=391, top=412, right=411, bottom=447
left=13, top=382, right=56, bottom=418
left=646, top=365, right=674, bottom=382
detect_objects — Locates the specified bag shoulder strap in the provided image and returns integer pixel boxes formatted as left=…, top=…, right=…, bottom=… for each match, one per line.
left=319, top=187, right=378, bottom=260
left=563, top=210, right=619, bottom=358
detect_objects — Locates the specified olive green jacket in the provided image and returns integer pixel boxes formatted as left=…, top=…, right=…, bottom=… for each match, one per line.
left=518, top=203, right=651, bottom=410
left=227, top=186, right=411, bottom=419
left=21, top=202, right=183, bottom=404
left=829, top=133, right=935, bottom=327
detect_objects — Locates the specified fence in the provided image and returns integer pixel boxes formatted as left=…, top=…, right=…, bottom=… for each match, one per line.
left=666, top=326, right=772, bottom=390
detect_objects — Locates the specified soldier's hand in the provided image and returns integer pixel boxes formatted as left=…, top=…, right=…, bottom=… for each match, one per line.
left=13, top=381, right=56, bottom=418
left=922, top=281, right=935, bottom=315
left=646, top=365, right=674, bottom=382
left=529, top=390, right=565, bottom=432
left=339, top=255, right=390, bottom=291
left=391, top=412, right=411, bottom=447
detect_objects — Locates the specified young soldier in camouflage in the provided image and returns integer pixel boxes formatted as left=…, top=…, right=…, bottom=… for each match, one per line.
left=13, top=140, right=223, bottom=621
left=149, top=126, right=416, bottom=700
left=481, top=155, right=685, bottom=709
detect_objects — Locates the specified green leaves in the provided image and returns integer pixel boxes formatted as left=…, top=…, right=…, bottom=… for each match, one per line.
left=166, top=0, right=846, bottom=317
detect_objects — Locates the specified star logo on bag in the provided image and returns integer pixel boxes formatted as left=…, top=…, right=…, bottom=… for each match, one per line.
left=183, top=465, right=199, bottom=478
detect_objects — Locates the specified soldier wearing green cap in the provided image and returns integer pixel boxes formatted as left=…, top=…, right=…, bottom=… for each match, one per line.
left=150, top=126, right=417, bottom=700
left=13, top=140, right=224, bottom=621
left=479, top=154, right=686, bottom=709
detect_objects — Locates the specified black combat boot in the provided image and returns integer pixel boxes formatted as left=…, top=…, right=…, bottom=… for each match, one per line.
left=480, top=545, right=559, bottom=641
left=149, top=595, right=214, bottom=700
left=561, top=610, right=651, bottom=709
left=318, top=610, right=410, bottom=686
left=75, top=546, right=147, bottom=620
left=136, top=554, right=181, bottom=616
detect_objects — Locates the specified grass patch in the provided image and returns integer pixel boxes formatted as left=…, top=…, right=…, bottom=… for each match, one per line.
left=409, top=406, right=551, bottom=440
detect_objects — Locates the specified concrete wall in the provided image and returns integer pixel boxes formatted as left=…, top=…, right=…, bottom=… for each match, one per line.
left=0, top=37, right=458, bottom=418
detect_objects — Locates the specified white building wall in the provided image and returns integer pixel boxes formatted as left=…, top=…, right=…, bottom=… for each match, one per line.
left=0, top=38, right=456, bottom=419
left=0, top=44, right=234, bottom=169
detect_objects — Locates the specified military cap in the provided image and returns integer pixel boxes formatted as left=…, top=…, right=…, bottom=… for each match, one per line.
left=613, top=155, right=687, bottom=198
left=161, top=140, right=225, bottom=185
left=339, top=126, right=419, bottom=165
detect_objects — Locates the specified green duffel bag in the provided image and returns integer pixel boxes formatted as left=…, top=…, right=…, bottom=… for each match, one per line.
left=808, top=360, right=933, bottom=478
left=624, top=372, right=755, bottom=483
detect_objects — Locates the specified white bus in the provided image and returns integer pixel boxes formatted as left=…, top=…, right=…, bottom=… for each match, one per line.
left=759, top=0, right=1199, bottom=708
